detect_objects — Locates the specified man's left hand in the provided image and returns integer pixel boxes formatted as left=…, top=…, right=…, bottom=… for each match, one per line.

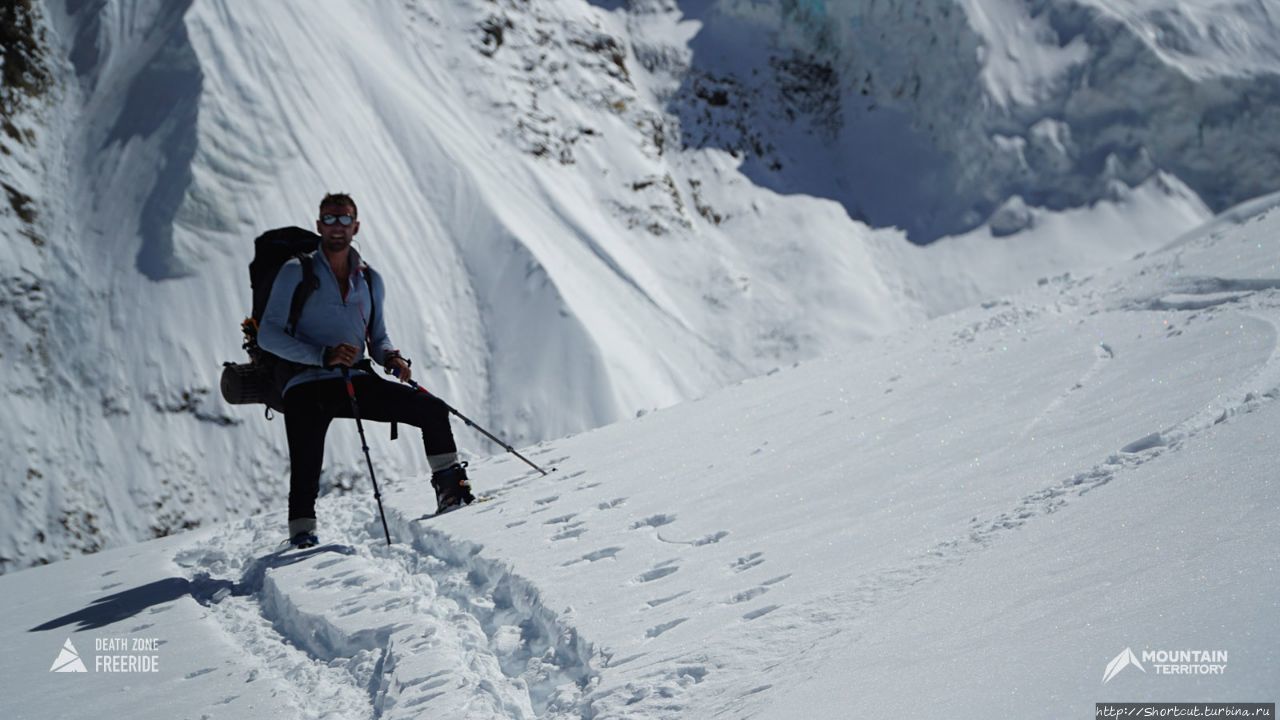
left=387, top=355, right=412, bottom=384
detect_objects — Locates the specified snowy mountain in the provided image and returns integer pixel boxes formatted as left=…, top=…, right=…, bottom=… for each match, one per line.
left=2, top=197, right=1277, bottom=718
left=1, top=0, right=1275, bottom=572
left=678, top=0, right=1280, bottom=241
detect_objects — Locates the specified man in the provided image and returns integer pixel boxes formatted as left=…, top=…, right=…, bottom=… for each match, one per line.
left=258, top=192, right=473, bottom=548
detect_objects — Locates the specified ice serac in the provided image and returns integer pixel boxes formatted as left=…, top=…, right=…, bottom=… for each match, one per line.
left=663, top=0, right=1279, bottom=242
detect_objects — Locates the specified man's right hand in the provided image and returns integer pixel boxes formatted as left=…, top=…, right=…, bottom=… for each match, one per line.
left=324, top=343, right=359, bottom=368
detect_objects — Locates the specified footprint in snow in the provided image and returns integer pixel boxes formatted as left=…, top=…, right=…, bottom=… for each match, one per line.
left=645, top=618, right=687, bottom=638
left=742, top=604, right=780, bottom=621
left=562, top=546, right=623, bottom=566
left=552, top=522, right=587, bottom=541
left=676, top=665, right=709, bottom=683
left=636, top=564, right=680, bottom=583
left=631, top=514, right=676, bottom=530
left=731, top=552, right=765, bottom=573
left=598, top=497, right=627, bottom=510
left=645, top=590, right=690, bottom=608
left=584, top=546, right=622, bottom=561
left=655, top=529, right=730, bottom=546
left=725, top=586, right=770, bottom=604
left=692, top=530, right=729, bottom=546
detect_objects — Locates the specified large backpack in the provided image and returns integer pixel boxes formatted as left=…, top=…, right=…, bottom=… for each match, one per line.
left=220, top=226, right=379, bottom=416
left=250, top=226, right=323, bottom=336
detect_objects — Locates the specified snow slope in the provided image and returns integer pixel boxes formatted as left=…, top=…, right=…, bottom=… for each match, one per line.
left=2, top=194, right=1276, bottom=718
left=2, top=0, right=1240, bottom=573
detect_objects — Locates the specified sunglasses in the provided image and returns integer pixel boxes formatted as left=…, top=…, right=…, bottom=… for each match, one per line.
left=320, top=213, right=355, bottom=227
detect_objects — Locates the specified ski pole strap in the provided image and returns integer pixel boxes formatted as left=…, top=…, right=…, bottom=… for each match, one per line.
left=342, top=369, right=356, bottom=399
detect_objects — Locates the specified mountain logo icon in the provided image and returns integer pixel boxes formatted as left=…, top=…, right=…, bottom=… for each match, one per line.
left=50, top=638, right=88, bottom=673
left=1102, top=647, right=1145, bottom=684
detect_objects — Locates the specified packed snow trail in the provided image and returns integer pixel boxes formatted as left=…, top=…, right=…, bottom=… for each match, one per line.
left=174, top=494, right=597, bottom=720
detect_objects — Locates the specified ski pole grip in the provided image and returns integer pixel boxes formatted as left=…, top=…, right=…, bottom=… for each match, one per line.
left=389, top=366, right=431, bottom=395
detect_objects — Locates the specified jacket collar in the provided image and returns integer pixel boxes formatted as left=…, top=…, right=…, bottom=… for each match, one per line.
left=316, top=246, right=365, bottom=280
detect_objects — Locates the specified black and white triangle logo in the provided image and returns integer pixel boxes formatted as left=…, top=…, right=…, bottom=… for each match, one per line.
left=1102, top=647, right=1145, bottom=684
left=50, top=638, right=88, bottom=673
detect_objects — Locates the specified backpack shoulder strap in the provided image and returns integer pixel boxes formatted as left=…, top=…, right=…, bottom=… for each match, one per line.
left=362, top=263, right=380, bottom=334
left=360, top=263, right=394, bottom=440
left=285, top=253, right=320, bottom=337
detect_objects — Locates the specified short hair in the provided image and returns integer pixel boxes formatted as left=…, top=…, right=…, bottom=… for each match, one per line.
left=319, top=192, right=358, bottom=218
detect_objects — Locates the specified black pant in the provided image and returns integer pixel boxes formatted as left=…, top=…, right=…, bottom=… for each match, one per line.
left=282, top=375, right=457, bottom=521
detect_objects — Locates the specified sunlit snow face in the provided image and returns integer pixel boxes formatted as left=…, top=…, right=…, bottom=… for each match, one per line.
left=316, top=203, right=359, bottom=254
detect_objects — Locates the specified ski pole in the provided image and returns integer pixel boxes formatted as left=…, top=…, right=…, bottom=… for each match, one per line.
left=388, top=368, right=554, bottom=476
left=343, top=369, right=393, bottom=545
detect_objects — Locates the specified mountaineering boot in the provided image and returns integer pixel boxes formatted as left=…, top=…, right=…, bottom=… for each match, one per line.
left=288, top=518, right=318, bottom=549
left=431, top=461, right=475, bottom=514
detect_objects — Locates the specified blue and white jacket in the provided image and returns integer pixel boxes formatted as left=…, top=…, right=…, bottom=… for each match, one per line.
left=257, top=247, right=397, bottom=395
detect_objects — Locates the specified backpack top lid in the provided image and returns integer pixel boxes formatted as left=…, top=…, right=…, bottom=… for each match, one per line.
left=249, top=226, right=320, bottom=323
